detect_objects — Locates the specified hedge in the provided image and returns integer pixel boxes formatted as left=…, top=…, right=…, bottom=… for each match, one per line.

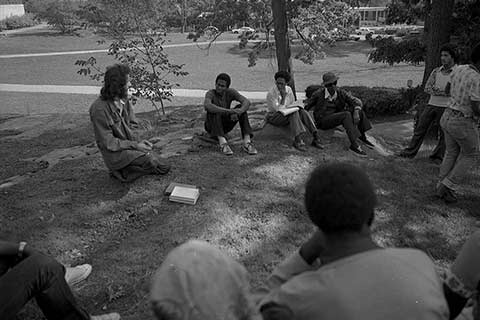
left=305, top=85, right=417, bottom=118
left=0, top=13, right=37, bottom=31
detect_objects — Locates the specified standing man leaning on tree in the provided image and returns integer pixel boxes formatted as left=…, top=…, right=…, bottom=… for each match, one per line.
left=398, top=44, right=457, bottom=163
left=436, top=43, right=480, bottom=204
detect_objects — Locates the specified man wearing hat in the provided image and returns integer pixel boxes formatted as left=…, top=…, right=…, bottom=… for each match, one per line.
left=305, top=72, right=374, bottom=157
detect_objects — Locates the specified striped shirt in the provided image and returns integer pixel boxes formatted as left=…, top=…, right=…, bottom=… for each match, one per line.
left=447, top=64, right=480, bottom=117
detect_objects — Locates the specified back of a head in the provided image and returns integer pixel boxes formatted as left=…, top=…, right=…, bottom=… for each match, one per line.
left=305, top=163, right=377, bottom=234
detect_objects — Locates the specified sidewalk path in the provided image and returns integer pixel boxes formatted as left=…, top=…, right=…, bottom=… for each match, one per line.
left=0, top=83, right=306, bottom=100
left=0, top=40, right=261, bottom=59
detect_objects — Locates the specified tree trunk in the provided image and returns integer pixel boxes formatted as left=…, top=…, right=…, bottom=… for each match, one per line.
left=422, top=0, right=454, bottom=86
left=271, top=0, right=296, bottom=98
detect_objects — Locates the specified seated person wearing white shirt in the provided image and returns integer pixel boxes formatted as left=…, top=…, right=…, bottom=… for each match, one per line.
left=265, top=71, right=323, bottom=151
left=260, top=163, right=449, bottom=320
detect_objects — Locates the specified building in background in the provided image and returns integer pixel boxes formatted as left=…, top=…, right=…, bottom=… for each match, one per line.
left=0, top=0, right=24, bottom=21
left=355, top=6, right=388, bottom=27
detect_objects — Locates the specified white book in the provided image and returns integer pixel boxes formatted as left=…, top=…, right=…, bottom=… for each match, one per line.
left=278, top=106, right=299, bottom=116
left=169, top=186, right=200, bottom=205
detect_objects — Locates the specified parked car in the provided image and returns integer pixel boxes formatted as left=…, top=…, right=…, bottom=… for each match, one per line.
left=355, top=27, right=372, bottom=35
left=232, top=26, right=255, bottom=34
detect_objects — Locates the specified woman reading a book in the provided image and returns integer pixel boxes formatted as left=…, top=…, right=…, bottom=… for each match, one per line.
left=265, top=71, right=323, bottom=151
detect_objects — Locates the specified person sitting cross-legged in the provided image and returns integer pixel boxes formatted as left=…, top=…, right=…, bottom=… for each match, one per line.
left=304, top=72, right=374, bottom=157
left=0, top=240, right=120, bottom=320
left=89, top=64, right=170, bottom=182
left=259, top=163, right=449, bottom=320
left=265, top=71, right=323, bottom=151
left=203, top=73, right=258, bottom=156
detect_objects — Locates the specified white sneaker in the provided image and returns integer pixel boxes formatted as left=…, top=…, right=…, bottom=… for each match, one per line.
left=90, top=312, right=121, bottom=320
left=65, top=264, right=92, bottom=286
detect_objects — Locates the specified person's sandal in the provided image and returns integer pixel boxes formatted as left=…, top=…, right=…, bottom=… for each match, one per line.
left=220, top=143, right=234, bottom=155
left=311, top=139, right=324, bottom=149
left=242, top=142, right=258, bottom=155
left=293, top=139, right=307, bottom=152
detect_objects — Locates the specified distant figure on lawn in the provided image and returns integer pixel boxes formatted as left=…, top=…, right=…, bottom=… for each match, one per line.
left=203, top=73, right=258, bottom=156
left=304, top=72, right=374, bottom=157
left=398, top=44, right=457, bottom=163
left=436, top=43, right=480, bottom=203
left=265, top=71, right=324, bottom=151
left=89, top=64, right=170, bottom=182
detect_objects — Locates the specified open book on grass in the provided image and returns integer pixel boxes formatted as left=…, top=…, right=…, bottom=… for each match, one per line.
left=278, top=101, right=305, bottom=116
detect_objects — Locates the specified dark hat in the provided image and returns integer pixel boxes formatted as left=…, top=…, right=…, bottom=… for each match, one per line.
left=322, top=72, right=339, bottom=85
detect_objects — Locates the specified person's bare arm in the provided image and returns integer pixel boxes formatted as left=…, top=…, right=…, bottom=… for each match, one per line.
left=231, top=89, right=251, bottom=114
left=203, top=91, right=234, bottom=114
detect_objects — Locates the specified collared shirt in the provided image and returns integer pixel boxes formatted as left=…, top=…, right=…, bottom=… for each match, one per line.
left=425, top=65, right=456, bottom=107
left=447, top=64, right=480, bottom=117
left=260, top=248, right=449, bottom=320
left=204, top=88, right=247, bottom=110
left=324, top=88, right=338, bottom=102
left=266, top=85, right=296, bottom=112
left=89, top=97, right=144, bottom=170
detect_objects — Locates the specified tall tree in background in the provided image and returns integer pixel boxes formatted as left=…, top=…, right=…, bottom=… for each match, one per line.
left=271, top=0, right=295, bottom=94
left=422, top=0, right=454, bottom=85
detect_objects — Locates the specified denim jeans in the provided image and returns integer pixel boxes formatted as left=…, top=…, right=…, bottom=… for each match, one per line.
left=439, top=109, right=480, bottom=191
left=402, top=105, right=445, bottom=159
left=0, top=254, right=90, bottom=320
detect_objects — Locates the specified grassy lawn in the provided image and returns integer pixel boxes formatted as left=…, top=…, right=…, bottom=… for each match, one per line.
left=0, top=107, right=479, bottom=319
left=1, top=39, right=424, bottom=92
left=0, top=26, right=249, bottom=55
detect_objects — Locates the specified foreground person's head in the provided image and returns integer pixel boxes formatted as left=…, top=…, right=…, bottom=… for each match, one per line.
left=101, top=64, right=131, bottom=101
left=215, top=73, right=231, bottom=94
left=305, top=163, right=377, bottom=239
left=150, top=240, right=258, bottom=320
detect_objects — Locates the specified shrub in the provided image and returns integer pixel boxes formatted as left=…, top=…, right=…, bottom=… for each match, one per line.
left=0, top=13, right=37, bottom=31
left=305, top=85, right=414, bottom=118
left=29, top=0, right=81, bottom=33
left=368, top=36, right=425, bottom=65
left=344, top=86, right=412, bottom=118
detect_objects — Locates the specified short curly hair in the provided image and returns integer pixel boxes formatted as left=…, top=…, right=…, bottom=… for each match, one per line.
left=100, top=64, right=130, bottom=101
left=305, top=163, right=377, bottom=234
left=274, top=70, right=291, bottom=83
left=440, top=43, right=458, bottom=62
left=215, top=73, right=231, bottom=88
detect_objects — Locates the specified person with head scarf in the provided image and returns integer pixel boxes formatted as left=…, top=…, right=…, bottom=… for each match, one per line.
left=150, top=240, right=293, bottom=320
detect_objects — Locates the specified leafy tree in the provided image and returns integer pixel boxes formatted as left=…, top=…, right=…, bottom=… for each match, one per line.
left=385, top=0, right=424, bottom=25
left=26, top=0, right=81, bottom=33
left=76, top=0, right=188, bottom=118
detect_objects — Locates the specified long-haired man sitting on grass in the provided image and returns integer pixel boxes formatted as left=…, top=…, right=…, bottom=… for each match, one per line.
left=89, top=64, right=170, bottom=182
left=259, top=163, right=449, bottom=320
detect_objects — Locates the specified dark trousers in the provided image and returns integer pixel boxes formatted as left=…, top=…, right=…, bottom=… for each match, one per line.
left=402, top=105, right=445, bottom=159
left=113, top=152, right=171, bottom=183
left=316, top=110, right=372, bottom=147
left=204, top=107, right=253, bottom=139
left=266, top=109, right=318, bottom=138
left=0, top=254, right=89, bottom=320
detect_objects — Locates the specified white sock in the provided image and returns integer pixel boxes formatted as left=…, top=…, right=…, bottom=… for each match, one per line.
left=218, top=136, right=227, bottom=145
left=243, top=135, right=251, bottom=145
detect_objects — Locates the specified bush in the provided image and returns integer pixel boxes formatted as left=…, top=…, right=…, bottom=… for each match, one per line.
left=0, top=13, right=37, bottom=31
left=368, top=36, right=425, bottom=65
left=344, top=86, right=412, bottom=118
left=27, top=0, right=81, bottom=33
left=305, top=85, right=413, bottom=118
